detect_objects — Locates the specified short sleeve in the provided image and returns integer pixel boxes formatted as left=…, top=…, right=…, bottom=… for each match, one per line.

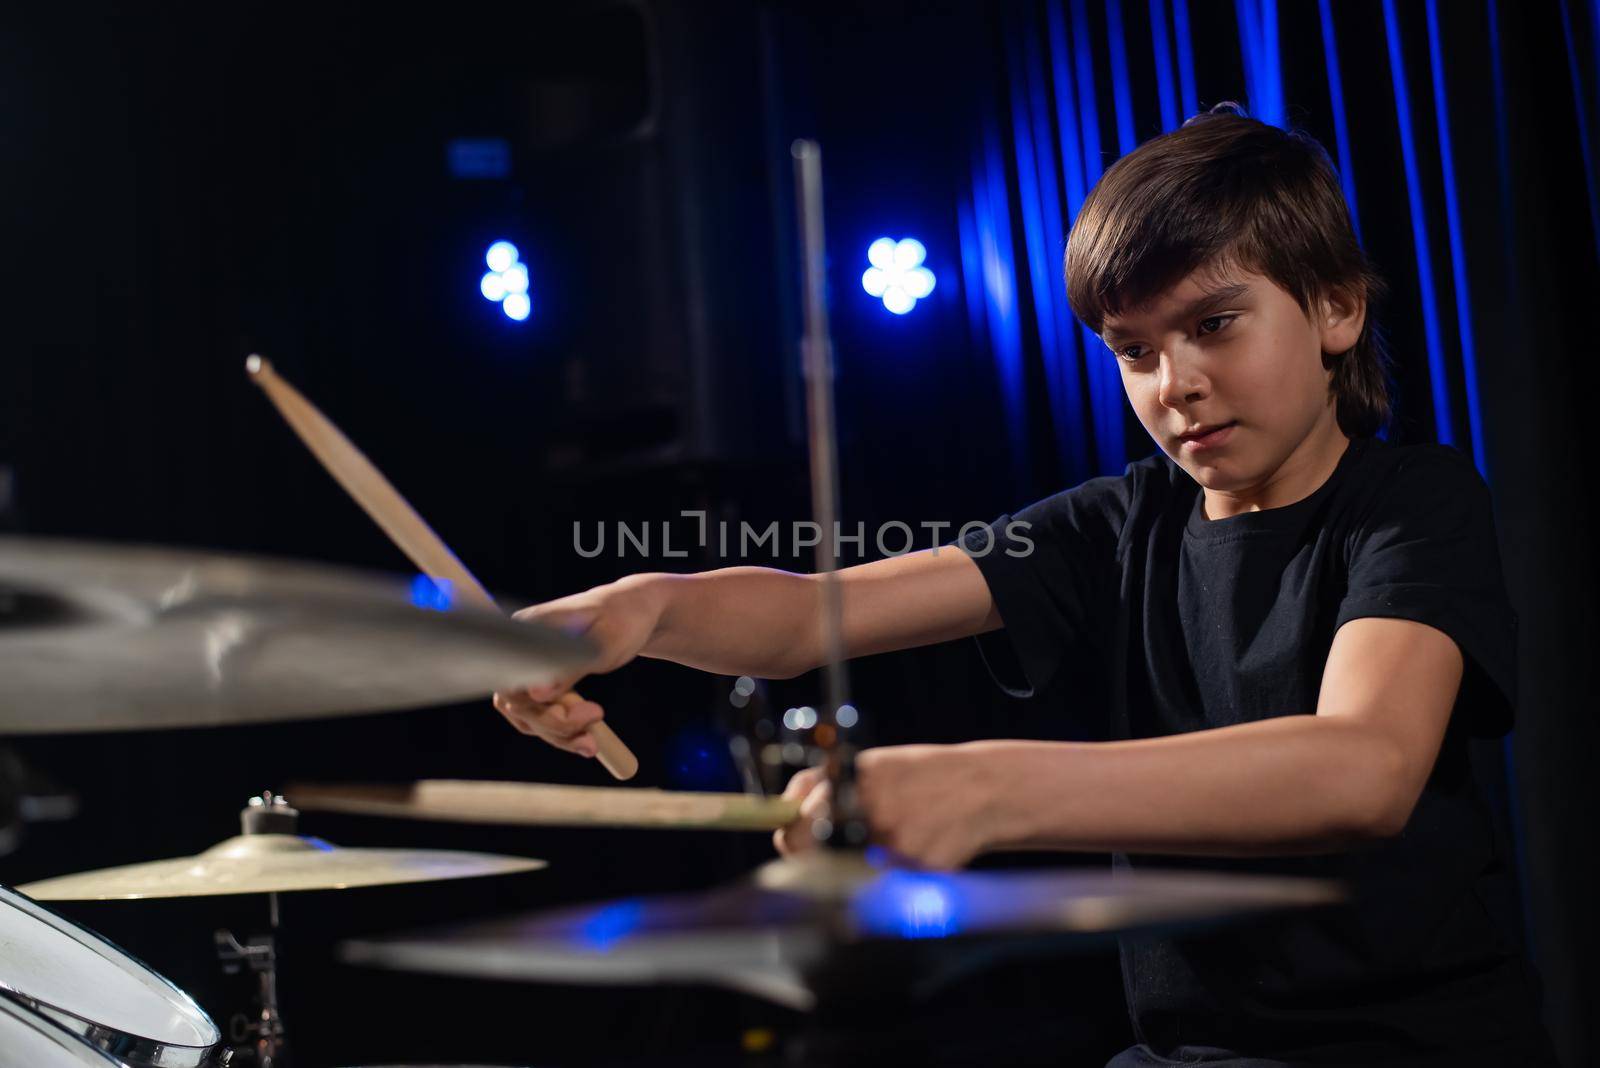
left=960, top=471, right=1132, bottom=698
left=1335, top=446, right=1517, bottom=737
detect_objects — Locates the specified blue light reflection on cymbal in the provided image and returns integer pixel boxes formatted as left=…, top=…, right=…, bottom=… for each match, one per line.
left=408, top=574, right=456, bottom=612
left=574, top=899, right=646, bottom=950
left=852, top=870, right=967, bottom=939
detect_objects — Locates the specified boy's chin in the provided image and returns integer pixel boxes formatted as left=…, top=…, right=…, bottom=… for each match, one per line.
left=1173, top=453, right=1250, bottom=489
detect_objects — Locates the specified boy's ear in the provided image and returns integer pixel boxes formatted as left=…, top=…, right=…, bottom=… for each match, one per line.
left=1319, top=284, right=1367, bottom=358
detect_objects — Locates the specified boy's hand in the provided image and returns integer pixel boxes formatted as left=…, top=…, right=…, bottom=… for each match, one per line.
left=491, top=576, right=664, bottom=756
left=773, top=744, right=1003, bottom=870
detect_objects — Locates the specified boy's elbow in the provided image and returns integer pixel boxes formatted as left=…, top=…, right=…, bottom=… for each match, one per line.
left=1346, top=738, right=1419, bottom=842
left=1360, top=797, right=1415, bottom=842
left=764, top=654, right=814, bottom=681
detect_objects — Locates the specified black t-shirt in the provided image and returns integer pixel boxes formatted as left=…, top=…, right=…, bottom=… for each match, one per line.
left=964, top=436, right=1557, bottom=1067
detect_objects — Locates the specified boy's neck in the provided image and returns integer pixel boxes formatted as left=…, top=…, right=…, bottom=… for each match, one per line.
left=1200, top=419, right=1351, bottom=520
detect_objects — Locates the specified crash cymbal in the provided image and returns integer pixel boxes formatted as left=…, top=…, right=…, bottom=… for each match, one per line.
left=286, top=779, right=801, bottom=832
left=17, top=835, right=544, bottom=901
left=0, top=537, right=591, bottom=732
left=340, top=854, right=1342, bottom=1009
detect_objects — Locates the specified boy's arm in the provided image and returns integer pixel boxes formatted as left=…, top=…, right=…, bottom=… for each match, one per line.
left=779, top=616, right=1463, bottom=866
left=497, top=548, right=999, bottom=749
left=643, top=547, right=1002, bottom=678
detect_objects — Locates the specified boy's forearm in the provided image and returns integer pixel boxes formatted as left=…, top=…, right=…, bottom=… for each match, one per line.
left=635, top=568, right=824, bottom=679
left=631, top=549, right=999, bottom=681
left=970, top=716, right=1411, bottom=857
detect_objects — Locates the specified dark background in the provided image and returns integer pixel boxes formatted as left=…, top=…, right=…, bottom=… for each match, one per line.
left=2, top=2, right=1596, bottom=1065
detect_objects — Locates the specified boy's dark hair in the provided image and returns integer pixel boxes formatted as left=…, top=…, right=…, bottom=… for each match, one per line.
left=1065, top=103, right=1392, bottom=438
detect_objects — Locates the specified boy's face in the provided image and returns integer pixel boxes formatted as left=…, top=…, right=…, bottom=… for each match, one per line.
left=1100, top=265, right=1364, bottom=500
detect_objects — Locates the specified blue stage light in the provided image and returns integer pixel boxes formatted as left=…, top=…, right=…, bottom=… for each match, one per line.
left=862, top=237, right=936, bottom=314
left=502, top=292, right=531, bottom=321
left=867, top=237, right=898, bottom=270
left=481, top=241, right=531, bottom=321
left=485, top=241, right=520, bottom=273
left=892, top=238, right=926, bottom=270
left=883, top=287, right=915, bottom=315
left=500, top=262, right=529, bottom=295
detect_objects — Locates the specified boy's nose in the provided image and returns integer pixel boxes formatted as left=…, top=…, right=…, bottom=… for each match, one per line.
left=1157, top=350, right=1208, bottom=408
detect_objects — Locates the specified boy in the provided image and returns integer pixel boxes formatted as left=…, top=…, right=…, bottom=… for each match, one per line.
left=493, top=107, right=1556, bottom=1065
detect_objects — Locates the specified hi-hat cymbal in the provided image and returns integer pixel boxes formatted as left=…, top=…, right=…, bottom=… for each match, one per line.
left=17, top=833, right=545, bottom=900
left=286, top=779, right=801, bottom=832
left=0, top=537, right=592, bottom=732
left=340, top=853, right=1342, bottom=1009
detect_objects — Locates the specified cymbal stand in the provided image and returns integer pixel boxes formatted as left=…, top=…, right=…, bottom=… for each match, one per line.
left=214, top=793, right=294, bottom=1068
left=791, top=138, right=869, bottom=851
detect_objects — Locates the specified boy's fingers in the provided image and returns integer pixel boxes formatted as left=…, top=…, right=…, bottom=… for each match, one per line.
left=549, top=702, right=605, bottom=741
left=566, top=701, right=605, bottom=728
left=798, top=781, right=832, bottom=821
left=782, top=765, right=825, bottom=801
left=775, top=819, right=818, bottom=857
left=769, top=775, right=831, bottom=858
left=522, top=677, right=576, bottom=702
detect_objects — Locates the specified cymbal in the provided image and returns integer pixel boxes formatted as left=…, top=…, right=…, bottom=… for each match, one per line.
left=17, top=833, right=545, bottom=900
left=341, top=854, right=1342, bottom=1009
left=0, top=537, right=592, bottom=732
left=286, top=779, right=801, bottom=832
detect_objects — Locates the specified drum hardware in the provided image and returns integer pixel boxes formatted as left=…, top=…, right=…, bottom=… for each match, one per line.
left=0, top=538, right=592, bottom=733
left=0, top=462, right=18, bottom=533
left=1, top=745, right=79, bottom=858
left=214, top=920, right=286, bottom=1068
left=210, top=795, right=295, bottom=1068
left=246, top=355, right=639, bottom=781
left=720, top=676, right=821, bottom=799
left=791, top=139, right=868, bottom=852
left=722, top=675, right=771, bottom=797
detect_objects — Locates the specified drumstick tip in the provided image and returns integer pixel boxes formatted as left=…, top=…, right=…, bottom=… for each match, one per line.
left=245, top=354, right=270, bottom=378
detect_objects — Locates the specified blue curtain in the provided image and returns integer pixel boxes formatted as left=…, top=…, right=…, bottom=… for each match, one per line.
left=954, top=4, right=1600, bottom=1062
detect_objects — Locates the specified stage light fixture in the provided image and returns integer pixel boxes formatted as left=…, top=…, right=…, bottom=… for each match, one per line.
left=862, top=236, right=936, bottom=315
left=481, top=240, right=531, bottom=321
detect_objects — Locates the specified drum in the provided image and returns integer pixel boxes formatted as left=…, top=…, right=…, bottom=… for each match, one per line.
left=0, top=995, right=126, bottom=1067
left=0, top=886, right=220, bottom=1068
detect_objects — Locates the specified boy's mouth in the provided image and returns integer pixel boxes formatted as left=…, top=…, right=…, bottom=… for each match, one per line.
left=1177, top=421, right=1237, bottom=449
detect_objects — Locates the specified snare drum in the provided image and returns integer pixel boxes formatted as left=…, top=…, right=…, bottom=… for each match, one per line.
left=0, top=886, right=220, bottom=1068
left=0, top=995, right=126, bottom=1067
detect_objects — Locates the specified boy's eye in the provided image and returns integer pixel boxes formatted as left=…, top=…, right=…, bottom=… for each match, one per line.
left=1112, top=315, right=1236, bottom=363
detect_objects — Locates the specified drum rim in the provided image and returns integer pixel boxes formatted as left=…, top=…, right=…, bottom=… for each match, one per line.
left=0, top=991, right=129, bottom=1067
left=0, top=885, right=221, bottom=1066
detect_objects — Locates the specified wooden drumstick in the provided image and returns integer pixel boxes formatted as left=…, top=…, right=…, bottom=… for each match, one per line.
left=287, top=779, right=799, bottom=832
left=246, top=354, right=639, bottom=780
